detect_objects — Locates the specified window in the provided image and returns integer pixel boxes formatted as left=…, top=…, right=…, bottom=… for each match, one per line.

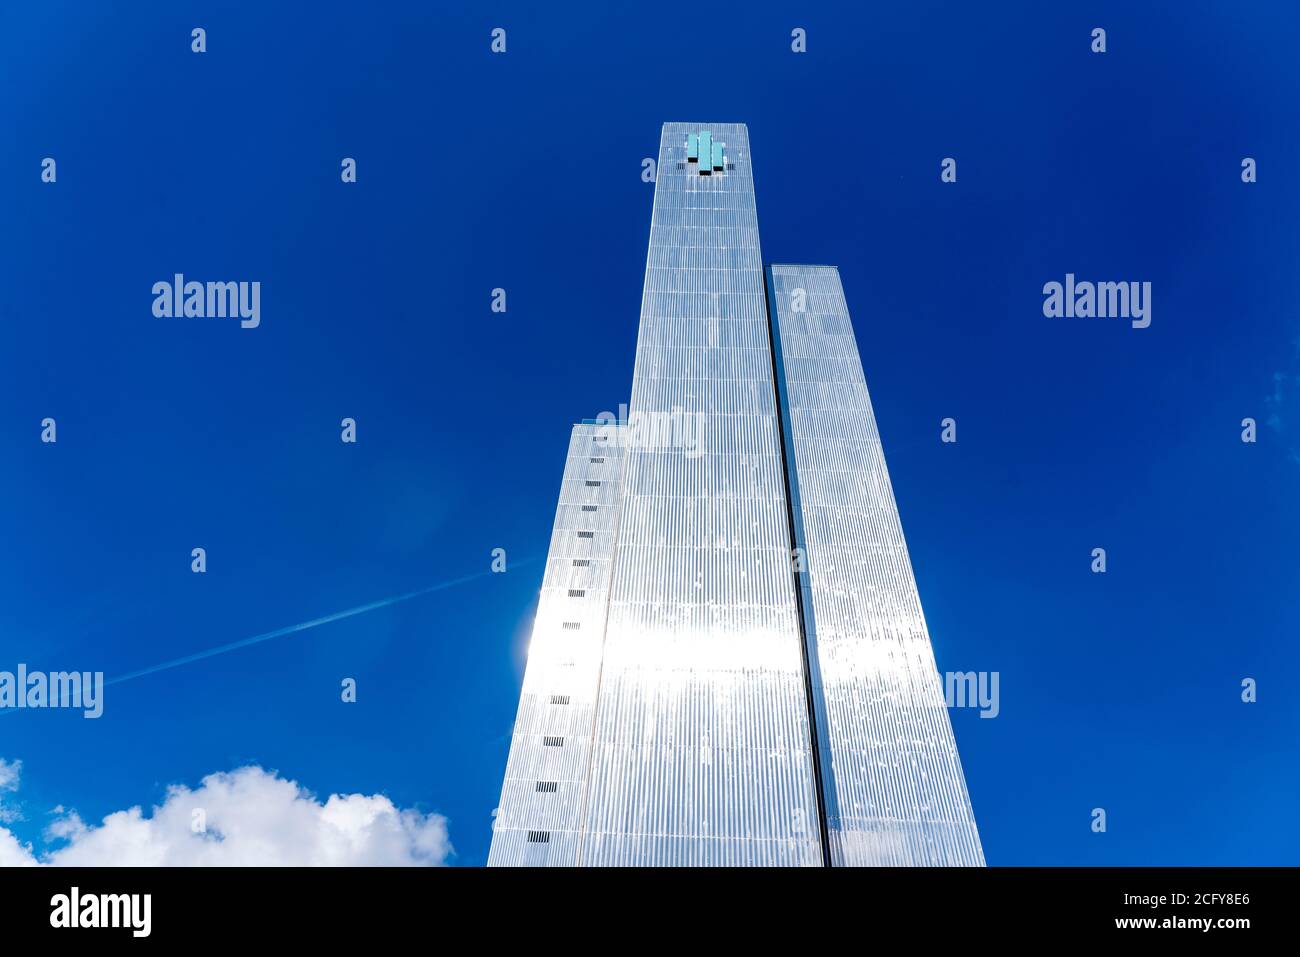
left=562, top=621, right=580, bottom=631
left=572, top=559, right=590, bottom=567
left=581, top=505, right=597, bottom=512
left=535, top=781, right=558, bottom=793
left=576, top=531, right=594, bottom=539
left=542, top=736, right=565, bottom=747
left=584, top=480, right=601, bottom=487
left=550, top=694, right=571, bottom=705
left=590, top=457, right=605, bottom=464
left=568, top=589, right=585, bottom=597
left=527, top=831, right=551, bottom=843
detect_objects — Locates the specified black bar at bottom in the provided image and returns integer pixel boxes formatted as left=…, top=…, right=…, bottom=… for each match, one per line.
left=0, top=866, right=1285, bottom=943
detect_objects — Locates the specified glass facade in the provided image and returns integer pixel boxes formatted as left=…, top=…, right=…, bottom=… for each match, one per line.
left=486, top=424, right=624, bottom=866
left=489, top=124, right=981, bottom=867
left=768, top=265, right=984, bottom=866
left=579, top=123, right=821, bottom=866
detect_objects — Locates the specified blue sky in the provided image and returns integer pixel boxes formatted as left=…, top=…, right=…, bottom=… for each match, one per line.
left=1, top=1, right=1297, bottom=865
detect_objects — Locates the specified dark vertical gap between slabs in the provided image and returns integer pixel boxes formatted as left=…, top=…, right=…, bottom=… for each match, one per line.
left=764, top=265, right=839, bottom=868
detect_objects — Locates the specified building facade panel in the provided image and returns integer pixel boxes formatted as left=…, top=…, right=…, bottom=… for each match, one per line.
left=487, top=424, right=625, bottom=867
left=767, top=264, right=984, bottom=866
left=577, top=124, right=823, bottom=867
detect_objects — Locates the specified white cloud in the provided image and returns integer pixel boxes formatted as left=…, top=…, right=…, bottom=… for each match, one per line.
left=0, top=763, right=452, bottom=867
left=0, top=760, right=35, bottom=865
left=0, top=828, right=36, bottom=867
left=0, top=758, right=18, bottom=792
left=0, top=758, right=22, bottom=825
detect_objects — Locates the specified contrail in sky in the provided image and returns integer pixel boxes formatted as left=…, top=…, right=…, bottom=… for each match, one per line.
left=0, top=559, right=537, bottom=720
left=104, top=558, right=538, bottom=687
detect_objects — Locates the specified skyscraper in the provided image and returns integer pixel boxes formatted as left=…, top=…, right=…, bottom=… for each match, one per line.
left=488, top=123, right=983, bottom=867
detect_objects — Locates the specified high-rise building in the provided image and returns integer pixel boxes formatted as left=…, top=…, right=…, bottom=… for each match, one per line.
left=488, top=123, right=983, bottom=867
